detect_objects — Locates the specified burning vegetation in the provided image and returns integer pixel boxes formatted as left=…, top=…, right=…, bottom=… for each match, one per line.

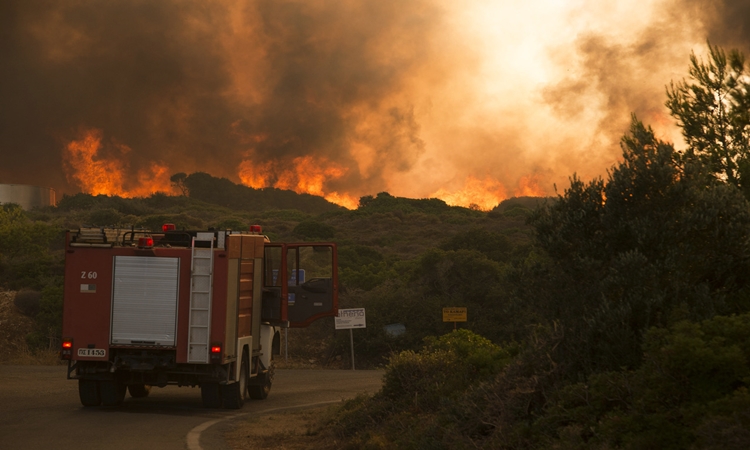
left=62, top=128, right=545, bottom=210
left=63, top=129, right=174, bottom=198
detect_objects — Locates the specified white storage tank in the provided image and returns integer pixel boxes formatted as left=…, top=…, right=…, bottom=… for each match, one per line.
left=0, top=184, right=56, bottom=210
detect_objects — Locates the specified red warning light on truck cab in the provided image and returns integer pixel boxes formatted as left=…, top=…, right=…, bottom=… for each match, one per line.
left=249, top=225, right=262, bottom=234
left=162, top=223, right=176, bottom=232
left=138, top=237, right=154, bottom=248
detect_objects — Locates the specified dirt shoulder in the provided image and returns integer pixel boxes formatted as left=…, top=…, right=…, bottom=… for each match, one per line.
left=225, top=406, right=341, bottom=450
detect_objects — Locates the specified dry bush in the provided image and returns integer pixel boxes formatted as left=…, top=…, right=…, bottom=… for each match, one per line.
left=13, top=289, right=41, bottom=317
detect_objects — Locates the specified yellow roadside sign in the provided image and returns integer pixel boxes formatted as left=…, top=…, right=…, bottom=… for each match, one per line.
left=442, top=307, right=467, bottom=322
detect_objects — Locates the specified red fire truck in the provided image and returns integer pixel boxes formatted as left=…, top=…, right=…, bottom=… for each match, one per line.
left=60, top=225, right=338, bottom=408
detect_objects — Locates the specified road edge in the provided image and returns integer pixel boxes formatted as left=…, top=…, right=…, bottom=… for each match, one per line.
left=186, top=400, right=343, bottom=450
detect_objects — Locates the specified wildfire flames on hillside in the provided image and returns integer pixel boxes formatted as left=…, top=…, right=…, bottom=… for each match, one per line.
left=63, top=129, right=174, bottom=198
left=63, top=128, right=539, bottom=210
left=238, top=156, right=359, bottom=209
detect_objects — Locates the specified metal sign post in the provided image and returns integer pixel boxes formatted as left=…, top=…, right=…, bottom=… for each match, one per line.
left=335, top=308, right=366, bottom=370
left=349, top=329, right=355, bottom=370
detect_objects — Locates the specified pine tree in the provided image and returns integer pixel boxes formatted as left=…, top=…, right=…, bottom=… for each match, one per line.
left=666, top=43, right=750, bottom=192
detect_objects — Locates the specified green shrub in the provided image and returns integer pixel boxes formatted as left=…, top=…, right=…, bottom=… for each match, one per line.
left=26, top=283, right=63, bottom=351
left=13, top=289, right=41, bottom=317
left=293, top=220, right=335, bottom=240
left=533, top=313, right=750, bottom=449
left=87, top=208, right=122, bottom=226
left=215, top=218, right=247, bottom=230
left=381, top=329, right=513, bottom=409
left=135, top=213, right=204, bottom=231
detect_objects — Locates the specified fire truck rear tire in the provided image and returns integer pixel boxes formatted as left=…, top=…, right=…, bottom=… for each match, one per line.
left=248, top=362, right=274, bottom=400
left=201, top=382, right=222, bottom=408
left=128, top=384, right=151, bottom=398
left=100, top=380, right=126, bottom=406
left=100, top=380, right=127, bottom=406
left=78, top=379, right=101, bottom=407
left=222, top=382, right=244, bottom=409
left=222, top=359, right=246, bottom=410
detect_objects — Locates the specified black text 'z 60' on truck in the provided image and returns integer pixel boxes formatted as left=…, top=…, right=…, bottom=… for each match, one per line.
left=60, top=225, right=338, bottom=408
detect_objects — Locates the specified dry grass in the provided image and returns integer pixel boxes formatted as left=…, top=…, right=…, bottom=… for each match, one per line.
left=4, top=347, right=63, bottom=365
left=225, top=406, right=342, bottom=450
left=0, top=290, right=63, bottom=365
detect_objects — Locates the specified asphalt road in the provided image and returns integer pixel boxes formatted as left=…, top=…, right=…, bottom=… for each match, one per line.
left=0, top=365, right=383, bottom=450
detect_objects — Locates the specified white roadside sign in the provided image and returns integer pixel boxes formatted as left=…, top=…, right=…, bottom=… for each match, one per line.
left=335, top=308, right=366, bottom=330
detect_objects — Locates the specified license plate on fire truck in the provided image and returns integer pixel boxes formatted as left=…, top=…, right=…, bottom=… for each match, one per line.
left=77, top=348, right=106, bottom=358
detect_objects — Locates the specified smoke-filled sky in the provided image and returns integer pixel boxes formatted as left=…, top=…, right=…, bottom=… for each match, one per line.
left=0, top=0, right=748, bottom=209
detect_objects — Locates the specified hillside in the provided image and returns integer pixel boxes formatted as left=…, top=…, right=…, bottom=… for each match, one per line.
left=175, top=172, right=345, bottom=214
left=2, top=187, right=543, bottom=366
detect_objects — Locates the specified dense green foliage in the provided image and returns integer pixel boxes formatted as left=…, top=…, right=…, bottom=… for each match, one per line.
left=0, top=204, right=62, bottom=290
left=327, top=314, right=750, bottom=449
left=531, top=118, right=750, bottom=375
left=325, top=330, right=516, bottom=449
left=528, top=314, right=750, bottom=449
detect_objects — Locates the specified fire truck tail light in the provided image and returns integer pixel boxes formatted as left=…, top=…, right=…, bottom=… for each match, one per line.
left=249, top=225, right=262, bottom=234
left=162, top=223, right=176, bottom=232
left=138, top=237, right=154, bottom=248
left=61, top=338, right=73, bottom=360
left=210, top=343, right=222, bottom=363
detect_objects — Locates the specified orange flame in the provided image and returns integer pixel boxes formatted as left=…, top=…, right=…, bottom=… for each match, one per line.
left=432, top=176, right=508, bottom=211
left=238, top=155, right=358, bottom=209
left=433, top=174, right=548, bottom=210
left=63, top=128, right=173, bottom=197
left=513, top=174, right=546, bottom=197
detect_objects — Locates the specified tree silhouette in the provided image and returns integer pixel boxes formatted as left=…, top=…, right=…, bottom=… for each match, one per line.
left=666, top=43, right=750, bottom=192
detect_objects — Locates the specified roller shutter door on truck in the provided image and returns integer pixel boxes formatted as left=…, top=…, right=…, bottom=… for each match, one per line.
left=111, top=256, right=180, bottom=346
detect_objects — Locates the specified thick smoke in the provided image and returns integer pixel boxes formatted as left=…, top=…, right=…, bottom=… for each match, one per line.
left=0, top=1, right=240, bottom=192
left=0, top=0, right=747, bottom=202
left=704, top=0, right=750, bottom=49
left=0, top=0, right=440, bottom=197
left=231, top=0, right=437, bottom=194
left=542, top=0, right=750, bottom=180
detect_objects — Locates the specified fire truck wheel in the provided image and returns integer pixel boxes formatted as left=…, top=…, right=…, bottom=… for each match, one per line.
left=78, top=380, right=101, bottom=407
left=201, top=382, right=222, bottom=408
left=100, top=380, right=126, bottom=406
left=222, top=361, right=246, bottom=410
left=248, top=362, right=274, bottom=400
left=128, top=384, right=151, bottom=398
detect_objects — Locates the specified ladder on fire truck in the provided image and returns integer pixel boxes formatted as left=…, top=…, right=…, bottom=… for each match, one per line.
left=188, top=233, right=215, bottom=363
